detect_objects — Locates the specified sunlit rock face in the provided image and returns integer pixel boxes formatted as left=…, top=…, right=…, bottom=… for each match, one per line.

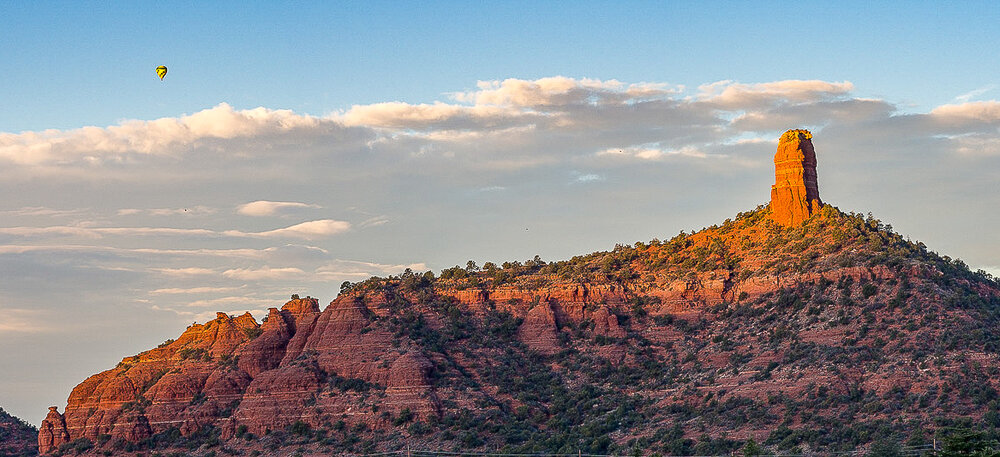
left=770, top=129, right=822, bottom=226
left=38, top=406, right=69, bottom=455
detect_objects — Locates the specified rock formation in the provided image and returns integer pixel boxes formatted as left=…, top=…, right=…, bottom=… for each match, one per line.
left=37, top=135, right=1000, bottom=455
left=770, top=128, right=822, bottom=226
left=37, top=406, right=69, bottom=454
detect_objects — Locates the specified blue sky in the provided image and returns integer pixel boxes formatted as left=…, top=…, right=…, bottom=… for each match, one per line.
left=5, top=1, right=1000, bottom=132
left=2, top=1, right=1000, bottom=425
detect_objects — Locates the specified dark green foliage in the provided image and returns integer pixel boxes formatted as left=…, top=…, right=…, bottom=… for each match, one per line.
left=936, top=428, right=1000, bottom=457
left=869, top=439, right=902, bottom=457
left=328, top=373, right=377, bottom=393
left=288, top=420, right=312, bottom=437
left=742, top=438, right=763, bottom=456
left=217, top=354, right=238, bottom=370
left=243, top=327, right=263, bottom=339
left=393, top=408, right=414, bottom=426
left=57, top=438, right=93, bottom=454
left=189, top=392, right=207, bottom=406
left=0, top=407, right=38, bottom=457
left=176, top=347, right=211, bottom=361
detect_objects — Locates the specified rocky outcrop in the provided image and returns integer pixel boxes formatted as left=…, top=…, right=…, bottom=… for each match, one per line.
left=517, top=301, right=561, bottom=354
left=771, top=129, right=822, bottom=226
left=38, top=406, right=69, bottom=454
left=237, top=307, right=291, bottom=377
left=39, top=294, right=447, bottom=453
left=591, top=306, right=626, bottom=339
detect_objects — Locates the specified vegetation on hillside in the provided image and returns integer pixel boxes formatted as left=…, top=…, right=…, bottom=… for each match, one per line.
left=316, top=205, right=1000, bottom=455
left=0, top=407, right=38, bottom=457
left=49, top=205, right=1000, bottom=456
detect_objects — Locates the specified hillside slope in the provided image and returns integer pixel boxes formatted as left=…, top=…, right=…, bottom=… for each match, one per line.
left=1, top=407, right=38, bottom=457
left=38, top=204, right=1000, bottom=456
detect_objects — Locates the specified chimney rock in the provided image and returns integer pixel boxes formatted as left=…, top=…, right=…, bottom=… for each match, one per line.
left=770, top=129, right=822, bottom=226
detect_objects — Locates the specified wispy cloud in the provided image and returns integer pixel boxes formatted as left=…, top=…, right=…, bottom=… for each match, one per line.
left=597, top=145, right=709, bottom=160
left=573, top=173, right=605, bottom=183
left=0, top=309, right=55, bottom=333
left=0, top=207, right=91, bottom=218
left=0, top=219, right=351, bottom=240
left=154, top=267, right=218, bottom=276
left=221, top=266, right=306, bottom=281
left=357, top=216, right=390, bottom=228
left=955, top=85, right=997, bottom=103
left=150, top=286, right=244, bottom=295
left=118, top=206, right=217, bottom=216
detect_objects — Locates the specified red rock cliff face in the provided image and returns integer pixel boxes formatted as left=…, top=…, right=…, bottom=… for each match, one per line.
left=42, top=296, right=444, bottom=452
left=770, top=129, right=822, bottom=226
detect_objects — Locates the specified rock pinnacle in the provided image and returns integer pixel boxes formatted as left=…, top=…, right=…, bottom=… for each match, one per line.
left=770, top=129, right=822, bottom=227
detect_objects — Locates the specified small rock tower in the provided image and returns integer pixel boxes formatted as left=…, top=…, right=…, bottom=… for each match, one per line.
left=770, top=129, right=822, bottom=226
left=38, top=406, right=69, bottom=455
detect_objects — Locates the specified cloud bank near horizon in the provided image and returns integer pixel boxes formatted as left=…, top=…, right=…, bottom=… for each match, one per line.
left=2, top=76, right=999, bottom=335
left=1, top=77, right=996, bottom=186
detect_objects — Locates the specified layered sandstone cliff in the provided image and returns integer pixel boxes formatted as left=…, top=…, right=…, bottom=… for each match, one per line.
left=770, top=129, right=822, bottom=226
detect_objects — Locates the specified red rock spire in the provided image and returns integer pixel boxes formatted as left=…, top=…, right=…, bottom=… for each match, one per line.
left=770, top=129, right=822, bottom=226
left=38, top=406, right=69, bottom=455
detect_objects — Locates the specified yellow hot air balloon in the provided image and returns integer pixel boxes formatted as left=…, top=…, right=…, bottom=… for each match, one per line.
left=155, top=65, right=168, bottom=81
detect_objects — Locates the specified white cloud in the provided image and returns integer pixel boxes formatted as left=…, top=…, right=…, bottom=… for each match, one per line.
left=453, top=77, right=680, bottom=107
left=697, top=79, right=854, bottom=108
left=574, top=173, right=605, bottom=183
left=0, top=102, right=346, bottom=166
left=2, top=76, right=996, bottom=185
left=237, top=200, right=321, bottom=216
left=930, top=101, right=1000, bottom=122
left=340, top=101, right=525, bottom=130
left=254, top=219, right=351, bottom=239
